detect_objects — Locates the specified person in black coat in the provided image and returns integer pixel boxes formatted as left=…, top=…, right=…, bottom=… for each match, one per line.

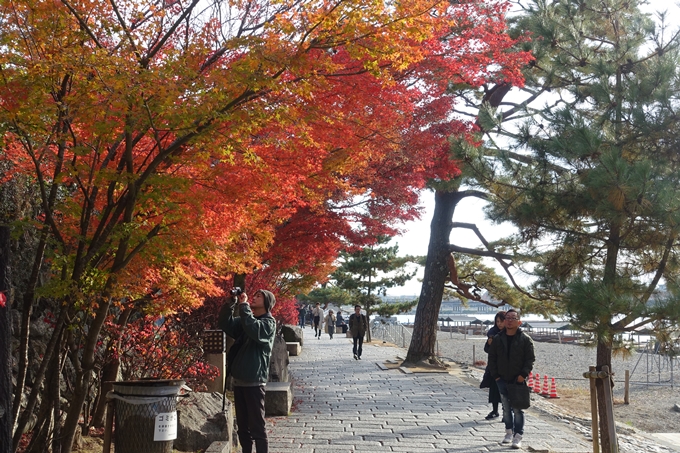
left=481, top=311, right=506, bottom=420
left=348, top=305, right=368, bottom=359
left=298, top=304, right=307, bottom=328
left=488, top=309, right=535, bottom=449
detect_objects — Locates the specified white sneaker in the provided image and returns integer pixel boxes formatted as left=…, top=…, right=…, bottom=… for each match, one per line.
left=512, top=433, right=523, bottom=449
left=502, top=429, right=513, bottom=443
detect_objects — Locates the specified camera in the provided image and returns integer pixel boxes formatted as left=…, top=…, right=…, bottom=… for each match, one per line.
left=230, top=287, right=243, bottom=296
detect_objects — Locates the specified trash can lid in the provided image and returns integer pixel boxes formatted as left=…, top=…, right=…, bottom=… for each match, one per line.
left=112, top=379, right=185, bottom=396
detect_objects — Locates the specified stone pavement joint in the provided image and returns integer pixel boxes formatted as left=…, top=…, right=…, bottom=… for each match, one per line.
left=263, top=334, right=596, bottom=453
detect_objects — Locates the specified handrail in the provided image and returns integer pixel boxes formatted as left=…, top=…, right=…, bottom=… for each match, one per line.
left=370, top=321, right=412, bottom=349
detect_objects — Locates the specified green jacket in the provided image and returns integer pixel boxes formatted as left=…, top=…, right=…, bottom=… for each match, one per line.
left=488, top=328, right=535, bottom=382
left=218, top=302, right=276, bottom=385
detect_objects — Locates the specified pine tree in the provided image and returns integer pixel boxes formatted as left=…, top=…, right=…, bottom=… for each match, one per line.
left=488, top=0, right=680, bottom=363
left=332, top=236, right=417, bottom=341
left=460, top=1, right=680, bottom=449
left=298, top=285, right=354, bottom=308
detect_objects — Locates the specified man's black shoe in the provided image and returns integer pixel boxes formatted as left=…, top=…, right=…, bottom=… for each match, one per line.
left=485, top=411, right=499, bottom=420
left=353, top=354, right=358, bottom=360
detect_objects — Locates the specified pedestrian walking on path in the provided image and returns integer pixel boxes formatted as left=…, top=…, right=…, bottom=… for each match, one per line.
left=312, top=302, right=324, bottom=339
left=481, top=310, right=506, bottom=420
left=488, top=308, right=535, bottom=449
left=348, top=304, right=368, bottom=359
left=298, top=303, right=307, bottom=328
left=324, top=310, right=336, bottom=339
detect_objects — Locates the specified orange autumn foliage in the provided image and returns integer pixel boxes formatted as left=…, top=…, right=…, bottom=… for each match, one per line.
left=0, top=1, right=530, bottom=450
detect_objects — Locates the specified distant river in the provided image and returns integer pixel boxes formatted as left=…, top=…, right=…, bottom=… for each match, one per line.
left=376, top=314, right=655, bottom=344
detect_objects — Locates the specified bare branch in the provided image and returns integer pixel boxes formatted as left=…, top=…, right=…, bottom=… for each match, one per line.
left=143, top=0, right=202, bottom=67
left=449, top=243, right=513, bottom=260
left=60, top=0, right=104, bottom=48
left=445, top=255, right=504, bottom=308
left=450, top=222, right=550, bottom=302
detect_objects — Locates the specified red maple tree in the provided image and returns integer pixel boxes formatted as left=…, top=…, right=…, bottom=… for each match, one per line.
left=0, top=1, right=530, bottom=451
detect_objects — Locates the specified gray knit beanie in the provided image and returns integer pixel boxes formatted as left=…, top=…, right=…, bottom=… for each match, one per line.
left=258, top=289, right=276, bottom=312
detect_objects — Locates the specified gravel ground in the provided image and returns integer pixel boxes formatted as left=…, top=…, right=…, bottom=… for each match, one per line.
left=434, top=330, right=680, bottom=434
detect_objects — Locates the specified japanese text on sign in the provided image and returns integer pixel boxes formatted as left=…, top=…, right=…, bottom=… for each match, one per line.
left=154, top=411, right=177, bottom=441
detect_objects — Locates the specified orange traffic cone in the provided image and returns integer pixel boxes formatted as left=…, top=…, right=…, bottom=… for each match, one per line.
left=527, top=372, right=534, bottom=391
left=540, top=375, right=549, bottom=396
left=548, top=377, right=560, bottom=398
left=533, top=373, right=541, bottom=393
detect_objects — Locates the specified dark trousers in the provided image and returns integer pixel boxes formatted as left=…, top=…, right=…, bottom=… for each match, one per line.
left=353, top=335, right=364, bottom=357
left=234, top=385, right=268, bottom=453
left=488, top=376, right=502, bottom=404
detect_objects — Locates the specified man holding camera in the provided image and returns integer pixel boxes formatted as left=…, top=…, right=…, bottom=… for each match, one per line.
left=218, top=288, right=276, bottom=453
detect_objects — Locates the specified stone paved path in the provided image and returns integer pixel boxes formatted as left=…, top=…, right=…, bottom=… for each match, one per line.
left=265, top=333, right=593, bottom=452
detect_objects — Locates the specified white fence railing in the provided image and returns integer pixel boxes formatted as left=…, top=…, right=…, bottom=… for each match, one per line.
left=370, top=322, right=412, bottom=349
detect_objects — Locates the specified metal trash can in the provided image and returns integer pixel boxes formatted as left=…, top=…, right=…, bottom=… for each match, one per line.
left=110, top=379, right=184, bottom=453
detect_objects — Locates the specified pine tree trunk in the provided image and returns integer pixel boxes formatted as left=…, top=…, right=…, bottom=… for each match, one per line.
left=404, top=189, right=461, bottom=365
left=597, top=224, right=619, bottom=452
left=596, top=339, right=615, bottom=452
left=0, top=226, right=12, bottom=453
